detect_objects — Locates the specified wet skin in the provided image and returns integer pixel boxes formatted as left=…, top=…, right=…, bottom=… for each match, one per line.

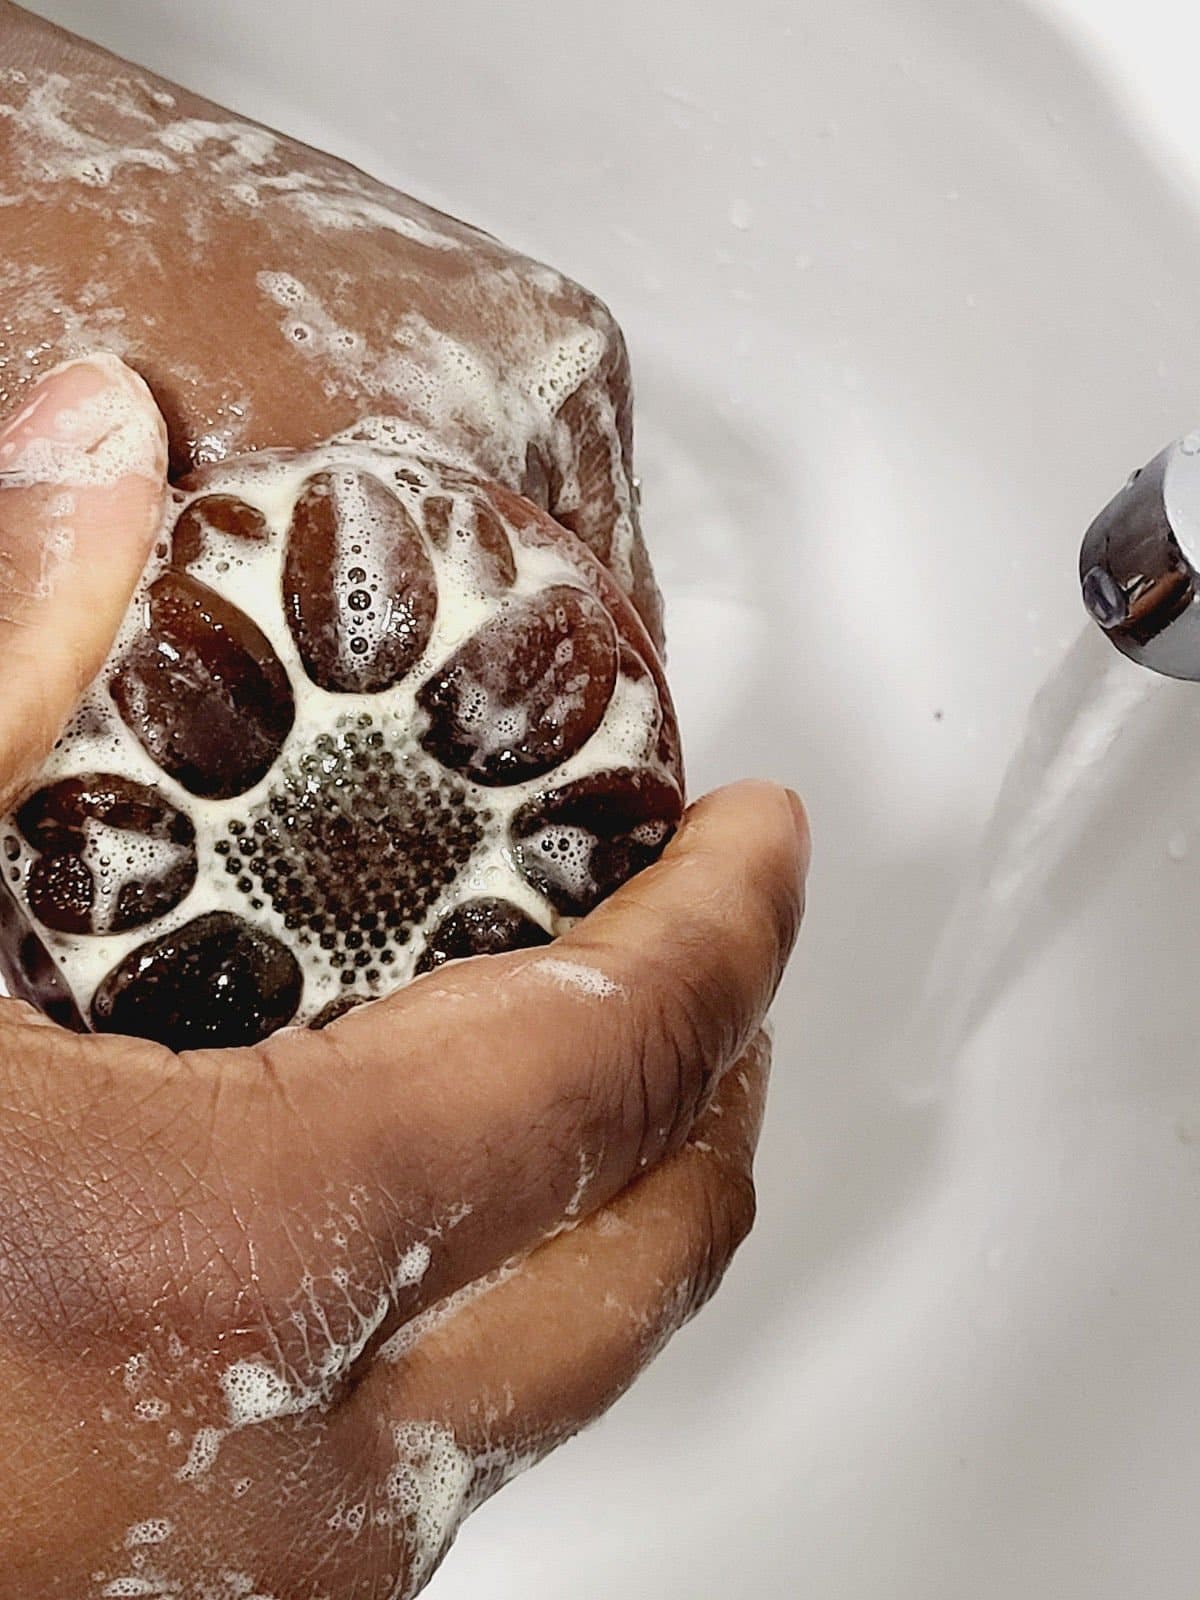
left=0, top=7, right=809, bottom=1596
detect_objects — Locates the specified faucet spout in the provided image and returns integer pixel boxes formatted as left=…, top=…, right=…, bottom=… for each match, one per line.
left=1080, top=439, right=1200, bottom=679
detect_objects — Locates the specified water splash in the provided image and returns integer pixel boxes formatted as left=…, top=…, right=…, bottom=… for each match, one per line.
left=899, top=625, right=1164, bottom=1098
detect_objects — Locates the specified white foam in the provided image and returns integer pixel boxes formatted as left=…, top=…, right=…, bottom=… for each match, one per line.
left=220, top=1360, right=297, bottom=1427
left=0, top=74, right=178, bottom=189
left=264, top=181, right=464, bottom=252
left=211, top=1238, right=432, bottom=1431
left=383, top=1422, right=474, bottom=1593
left=378, top=1261, right=517, bottom=1364
left=124, top=1521, right=172, bottom=1549
left=79, top=823, right=191, bottom=936
left=531, top=956, right=625, bottom=1001
left=393, top=1240, right=433, bottom=1291
left=563, top=1148, right=600, bottom=1218
left=175, top=1426, right=224, bottom=1482
left=101, top=1580, right=178, bottom=1598
left=251, top=266, right=629, bottom=559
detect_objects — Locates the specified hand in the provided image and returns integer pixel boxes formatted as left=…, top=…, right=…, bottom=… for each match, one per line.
left=0, top=13, right=809, bottom=1592
left=0, top=358, right=808, bottom=1594
left=0, top=0, right=663, bottom=642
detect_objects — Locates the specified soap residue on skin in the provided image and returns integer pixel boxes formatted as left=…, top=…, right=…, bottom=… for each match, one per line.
left=0, top=63, right=649, bottom=620
left=0, top=73, right=469, bottom=255
left=96, top=1516, right=278, bottom=1600
left=252, top=268, right=613, bottom=536
left=220, top=1361, right=297, bottom=1429
left=124, top=1520, right=173, bottom=1548
left=382, top=1422, right=474, bottom=1595
left=529, top=955, right=626, bottom=1001
left=214, top=1239, right=434, bottom=1434
left=561, top=1148, right=601, bottom=1221
left=379, top=1261, right=519, bottom=1364
left=175, top=1426, right=224, bottom=1484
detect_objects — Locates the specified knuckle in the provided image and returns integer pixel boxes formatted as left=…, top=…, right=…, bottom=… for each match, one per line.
left=557, top=275, right=626, bottom=357
left=721, top=1164, right=759, bottom=1255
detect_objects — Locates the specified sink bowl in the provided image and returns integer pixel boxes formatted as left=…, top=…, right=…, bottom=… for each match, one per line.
left=22, top=1, right=1200, bottom=1593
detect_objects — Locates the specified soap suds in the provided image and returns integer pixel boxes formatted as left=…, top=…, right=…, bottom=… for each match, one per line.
left=124, top=1521, right=173, bottom=1548
left=383, top=1422, right=474, bottom=1595
left=563, top=1149, right=601, bottom=1219
left=0, top=74, right=179, bottom=190
left=530, top=956, right=625, bottom=1001
left=100, top=1580, right=179, bottom=1598
left=215, top=1241, right=432, bottom=1432
left=175, top=1426, right=224, bottom=1483
left=97, top=1521, right=278, bottom=1600
left=220, top=1360, right=297, bottom=1427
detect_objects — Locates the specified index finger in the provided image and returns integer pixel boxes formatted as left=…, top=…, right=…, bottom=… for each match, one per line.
left=254, top=780, right=809, bottom=1299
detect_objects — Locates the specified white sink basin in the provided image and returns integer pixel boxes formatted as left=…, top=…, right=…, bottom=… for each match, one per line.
left=24, top=0, right=1200, bottom=1593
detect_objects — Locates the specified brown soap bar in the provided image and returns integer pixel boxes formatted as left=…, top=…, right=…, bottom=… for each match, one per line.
left=0, top=447, right=684, bottom=1050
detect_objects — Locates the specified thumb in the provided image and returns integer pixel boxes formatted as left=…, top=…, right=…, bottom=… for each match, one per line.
left=0, top=354, right=168, bottom=810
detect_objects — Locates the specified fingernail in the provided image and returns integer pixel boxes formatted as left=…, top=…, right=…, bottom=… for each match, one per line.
left=784, top=787, right=812, bottom=876
left=0, top=354, right=166, bottom=494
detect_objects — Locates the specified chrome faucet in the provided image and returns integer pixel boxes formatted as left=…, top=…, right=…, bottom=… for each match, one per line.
left=1081, top=436, right=1200, bottom=678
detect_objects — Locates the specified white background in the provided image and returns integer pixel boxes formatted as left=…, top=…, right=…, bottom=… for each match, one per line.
left=23, top=1, right=1200, bottom=1595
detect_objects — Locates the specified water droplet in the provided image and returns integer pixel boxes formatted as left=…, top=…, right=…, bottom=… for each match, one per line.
left=1167, top=830, right=1189, bottom=861
left=728, top=197, right=753, bottom=231
left=1181, top=432, right=1200, bottom=456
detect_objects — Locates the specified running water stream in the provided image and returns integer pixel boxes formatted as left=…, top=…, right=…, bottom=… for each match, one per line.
left=900, top=625, right=1167, bottom=1098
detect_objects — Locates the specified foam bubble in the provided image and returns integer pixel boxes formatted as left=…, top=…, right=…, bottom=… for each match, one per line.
left=379, top=1260, right=516, bottom=1364
left=393, top=1240, right=433, bottom=1291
